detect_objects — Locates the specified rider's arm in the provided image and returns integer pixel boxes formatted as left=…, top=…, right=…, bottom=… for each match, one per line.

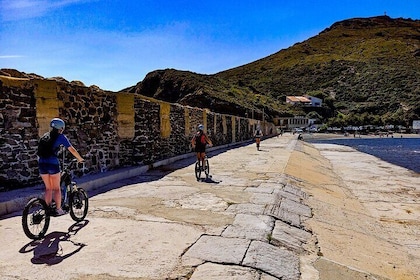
left=58, top=134, right=84, bottom=162
left=191, top=136, right=196, bottom=147
left=68, top=146, right=84, bottom=162
left=205, top=135, right=213, bottom=146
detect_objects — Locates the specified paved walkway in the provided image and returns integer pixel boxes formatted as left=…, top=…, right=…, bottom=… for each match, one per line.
left=0, top=135, right=317, bottom=280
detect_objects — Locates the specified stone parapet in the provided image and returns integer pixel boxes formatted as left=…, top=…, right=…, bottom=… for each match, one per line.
left=0, top=75, right=276, bottom=190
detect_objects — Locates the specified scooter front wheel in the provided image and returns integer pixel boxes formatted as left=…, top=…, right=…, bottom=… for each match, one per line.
left=69, top=188, right=89, bottom=222
left=204, top=159, right=210, bottom=178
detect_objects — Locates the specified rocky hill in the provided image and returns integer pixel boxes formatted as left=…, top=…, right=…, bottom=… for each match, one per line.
left=126, top=16, right=420, bottom=127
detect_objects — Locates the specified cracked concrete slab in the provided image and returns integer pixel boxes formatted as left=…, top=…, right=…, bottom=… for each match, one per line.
left=243, top=240, right=300, bottom=280
left=222, top=214, right=275, bottom=241
left=226, top=203, right=266, bottom=215
left=190, top=262, right=278, bottom=280
left=182, top=235, right=251, bottom=265
left=271, top=220, right=313, bottom=253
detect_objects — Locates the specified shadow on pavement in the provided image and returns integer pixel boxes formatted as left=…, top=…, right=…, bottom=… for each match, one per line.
left=198, top=176, right=221, bottom=184
left=19, top=220, right=89, bottom=265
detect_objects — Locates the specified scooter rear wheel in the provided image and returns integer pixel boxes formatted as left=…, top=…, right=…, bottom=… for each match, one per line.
left=22, top=198, right=50, bottom=240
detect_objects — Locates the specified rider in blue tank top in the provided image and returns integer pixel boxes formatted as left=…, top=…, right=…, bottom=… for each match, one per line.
left=38, top=118, right=84, bottom=216
left=38, top=134, right=72, bottom=165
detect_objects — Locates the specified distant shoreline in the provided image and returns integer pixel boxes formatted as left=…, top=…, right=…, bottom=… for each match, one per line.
left=302, top=132, right=420, bottom=141
left=303, top=133, right=420, bottom=173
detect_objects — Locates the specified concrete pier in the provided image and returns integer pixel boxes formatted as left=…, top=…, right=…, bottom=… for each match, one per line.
left=0, top=134, right=418, bottom=279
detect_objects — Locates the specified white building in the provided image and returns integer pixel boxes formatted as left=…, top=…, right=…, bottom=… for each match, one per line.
left=306, top=96, right=322, bottom=107
left=276, top=116, right=309, bottom=131
left=286, top=95, right=322, bottom=107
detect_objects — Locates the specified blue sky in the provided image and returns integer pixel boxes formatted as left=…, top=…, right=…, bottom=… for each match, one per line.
left=1, top=0, right=419, bottom=91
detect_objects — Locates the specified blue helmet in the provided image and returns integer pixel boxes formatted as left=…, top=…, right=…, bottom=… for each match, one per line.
left=197, top=124, right=204, bottom=131
left=50, top=118, right=65, bottom=130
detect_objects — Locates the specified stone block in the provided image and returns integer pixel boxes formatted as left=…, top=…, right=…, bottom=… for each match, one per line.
left=222, top=214, right=275, bottom=241
left=226, top=203, right=266, bottom=215
left=243, top=240, right=300, bottom=280
left=280, top=199, right=312, bottom=218
left=190, top=263, right=260, bottom=280
left=271, top=220, right=312, bottom=253
left=183, top=235, right=250, bottom=265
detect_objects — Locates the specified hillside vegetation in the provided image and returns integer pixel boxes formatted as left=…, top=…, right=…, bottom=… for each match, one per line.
left=122, top=17, right=417, bottom=128
left=127, top=16, right=420, bottom=128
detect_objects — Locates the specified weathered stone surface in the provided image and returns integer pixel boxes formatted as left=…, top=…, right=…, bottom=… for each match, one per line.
left=1, top=135, right=419, bottom=280
left=226, top=203, right=266, bottom=215
left=250, top=193, right=278, bottom=205
left=243, top=241, right=300, bottom=280
left=263, top=189, right=312, bottom=227
left=284, top=183, right=308, bottom=199
left=271, top=220, right=313, bottom=253
left=222, top=214, right=275, bottom=241
left=190, top=263, right=282, bottom=280
left=281, top=198, right=312, bottom=218
left=183, top=235, right=250, bottom=265
left=265, top=203, right=301, bottom=227
left=190, top=263, right=260, bottom=280
left=172, top=192, right=229, bottom=212
left=274, top=189, right=303, bottom=202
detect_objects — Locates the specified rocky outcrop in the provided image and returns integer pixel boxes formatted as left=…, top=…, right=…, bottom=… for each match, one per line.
left=126, top=16, right=420, bottom=126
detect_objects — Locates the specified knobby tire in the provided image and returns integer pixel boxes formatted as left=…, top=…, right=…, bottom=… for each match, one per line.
left=204, top=159, right=210, bottom=179
left=195, top=161, right=201, bottom=180
left=69, top=188, right=89, bottom=222
left=22, top=198, right=50, bottom=240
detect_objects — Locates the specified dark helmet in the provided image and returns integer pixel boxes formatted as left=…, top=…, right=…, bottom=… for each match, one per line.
left=50, top=118, right=65, bottom=130
left=197, top=124, right=204, bottom=131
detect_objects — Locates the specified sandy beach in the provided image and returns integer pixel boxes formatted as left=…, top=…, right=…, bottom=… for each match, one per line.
left=286, top=138, right=420, bottom=280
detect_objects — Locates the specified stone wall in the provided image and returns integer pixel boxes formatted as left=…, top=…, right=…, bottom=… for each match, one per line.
left=0, top=75, right=276, bottom=190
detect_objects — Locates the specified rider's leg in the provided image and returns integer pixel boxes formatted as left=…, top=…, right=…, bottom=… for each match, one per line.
left=42, top=173, right=61, bottom=209
left=41, top=174, right=53, bottom=206
left=50, top=173, right=61, bottom=210
left=201, top=152, right=206, bottom=169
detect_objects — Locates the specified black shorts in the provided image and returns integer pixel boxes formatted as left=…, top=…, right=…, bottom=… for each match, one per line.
left=195, top=145, right=206, bottom=153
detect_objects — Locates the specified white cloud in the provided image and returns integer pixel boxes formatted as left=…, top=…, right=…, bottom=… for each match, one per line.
left=0, top=0, right=90, bottom=21
left=0, top=55, right=24, bottom=58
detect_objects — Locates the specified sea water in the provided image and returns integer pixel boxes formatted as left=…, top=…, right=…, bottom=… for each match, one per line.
left=307, top=137, right=420, bottom=173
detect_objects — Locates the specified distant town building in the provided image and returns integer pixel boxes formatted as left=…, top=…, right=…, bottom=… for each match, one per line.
left=286, top=96, right=311, bottom=105
left=307, top=96, right=322, bottom=107
left=286, top=95, right=322, bottom=107
left=275, top=116, right=309, bottom=131
left=413, top=120, right=420, bottom=133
